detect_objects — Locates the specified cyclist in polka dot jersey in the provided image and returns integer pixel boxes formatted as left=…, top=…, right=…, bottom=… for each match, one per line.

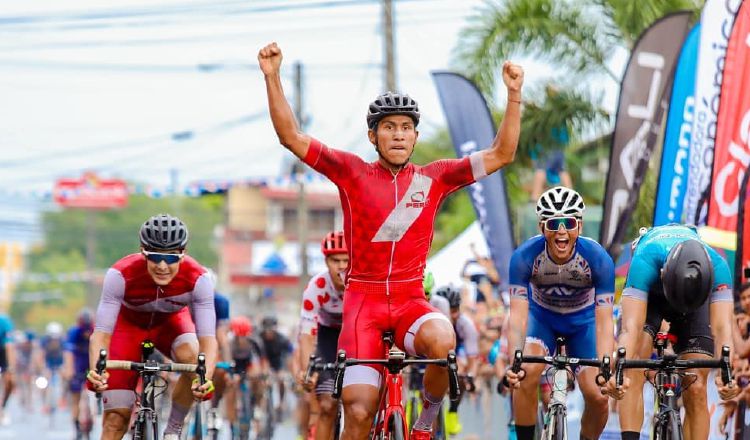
left=297, top=231, right=348, bottom=440
left=260, top=42, right=523, bottom=440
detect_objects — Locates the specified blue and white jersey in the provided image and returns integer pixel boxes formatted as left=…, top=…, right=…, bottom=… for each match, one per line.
left=509, top=235, right=615, bottom=323
left=623, top=224, right=733, bottom=303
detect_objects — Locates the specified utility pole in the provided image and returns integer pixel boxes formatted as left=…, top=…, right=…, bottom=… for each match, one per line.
left=382, top=0, right=396, bottom=92
left=294, top=61, right=310, bottom=291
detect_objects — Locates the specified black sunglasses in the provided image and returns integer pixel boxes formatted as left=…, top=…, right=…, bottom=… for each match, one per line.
left=142, top=250, right=184, bottom=264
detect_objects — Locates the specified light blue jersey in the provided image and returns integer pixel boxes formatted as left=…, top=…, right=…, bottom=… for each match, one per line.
left=509, top=235, right=615, bottom=357
left=623, top=224, right=733, bottom=303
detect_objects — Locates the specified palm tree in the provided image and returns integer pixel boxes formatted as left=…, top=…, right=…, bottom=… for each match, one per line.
left=454, top=0, right=701, bottom=228
left=457, top=0, right=701, bottom=97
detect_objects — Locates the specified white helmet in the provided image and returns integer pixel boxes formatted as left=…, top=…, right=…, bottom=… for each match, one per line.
left=46, top=321, right=63, bottom=337
left=536, top=187, right=585, bottom=220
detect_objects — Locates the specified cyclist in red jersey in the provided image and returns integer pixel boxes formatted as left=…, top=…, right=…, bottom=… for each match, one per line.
left=259, top=42, right=523, bottom=440
left=86, top=214, right=218, bottom=440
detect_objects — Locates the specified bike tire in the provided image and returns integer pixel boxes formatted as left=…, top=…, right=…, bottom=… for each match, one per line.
left=666, top=411, right=683, bottom=440
left=388, top=412, right=406, bottom=440
left=552, top=407, right=566, bottom=440
left=234, top=382, right=252, bottom=440
left=407, top=395, right=419, bottom=430
left=433, top=407, right=447, bottom=440
left=333, top=404, right=343, bottom=440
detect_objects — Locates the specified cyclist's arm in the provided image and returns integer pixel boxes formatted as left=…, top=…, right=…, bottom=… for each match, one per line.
left=90, top=268, right=125, bottom=371
left=507, top=248, right=532, bottom=354
left=193, top=274, right=218, bottom=380
left=260, top=45, right=311, bottom=159
left=707, top=249, right=735, bottom=357
left=592, top=244, right=616, bottom=359
left=458, top=315, right=480, bottom=377
left=480, top=63, right=523, bottom=175
left=617, top=296, right=647, bottom=360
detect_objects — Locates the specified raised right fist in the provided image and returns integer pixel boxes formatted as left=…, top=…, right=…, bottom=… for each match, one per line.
left=258, top=42, right=283, bottom=76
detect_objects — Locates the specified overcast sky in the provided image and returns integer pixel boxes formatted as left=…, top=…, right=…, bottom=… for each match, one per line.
left=0, top=0, right=624, bottom=243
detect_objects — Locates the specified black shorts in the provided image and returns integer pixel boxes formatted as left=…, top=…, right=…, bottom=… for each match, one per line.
left=0, top=346, right=6, bottom=371
left=643, top=292, right=713, bottom=356
left=314, top=324, right=341, bottom=395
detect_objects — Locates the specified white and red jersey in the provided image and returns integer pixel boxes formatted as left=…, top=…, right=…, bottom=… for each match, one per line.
left=299, top=271, right=344, bottom=335
left=303, top=138, right=486, bottom=292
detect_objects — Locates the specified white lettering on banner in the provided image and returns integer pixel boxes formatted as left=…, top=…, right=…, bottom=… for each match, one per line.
left=627, top=53, right=665, bottom=120
left=606, top=190, right=630, bottom=244
left=685, top=0, right=742, bottom=223
left=668, top=96, right=695, bottom=220
left=458, top=139, right=491, bottom=238
left=607, top=51, right=664, bottom=244
left=714, top=109, right=750, bottom=216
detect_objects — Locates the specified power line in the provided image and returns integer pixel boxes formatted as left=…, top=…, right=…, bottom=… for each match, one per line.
left=0, top=111, right=266, bottom=171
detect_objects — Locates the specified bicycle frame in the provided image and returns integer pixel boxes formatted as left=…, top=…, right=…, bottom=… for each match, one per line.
left=332, top=332, right=460, bottom=439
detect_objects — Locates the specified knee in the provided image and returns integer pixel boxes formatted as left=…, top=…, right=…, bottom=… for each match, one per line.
left=585, top=391, right=609, bottom=415
left=344, top=400, right=376, bottom=426
left=683, top=377, right=708, bottom=408
left=103, top=409, right=130, bottom=433
left=421, top=326, right=456, bottom=359
left=318, top=397, right=338, bottom=417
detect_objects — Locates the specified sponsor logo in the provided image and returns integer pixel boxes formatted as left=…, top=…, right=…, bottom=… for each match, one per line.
left=406, top=191, right=427, bottom=208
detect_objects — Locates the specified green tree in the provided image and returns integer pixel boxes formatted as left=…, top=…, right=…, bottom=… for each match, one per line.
left=456, top=0, right=701, bottom=239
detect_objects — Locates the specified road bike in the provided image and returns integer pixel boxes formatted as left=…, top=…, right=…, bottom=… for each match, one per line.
left=504, top=337, right=612, bottom=440
left=332, top=331, right=460, bottom=440
left=97, top=340, right=208, bottom=440
left=614, top=332, right=733, bottom=440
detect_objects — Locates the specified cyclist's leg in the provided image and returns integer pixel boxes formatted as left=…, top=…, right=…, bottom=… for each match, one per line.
left=619, top=302, right=661, bottom=436
left=338, top=291, right=385, bottom=440
left=101, top=316, right=142, bottom=440
left=671, top=305, right=714, bottom=440
left=154, top=309, right=199, bottom=437
left=399, top=306, right=453, bottom=431
left=315, top=324, right=341, bottom=440
left=567, top=321, right=608, bottom=439
left=511, top=310, right=551, bottom=440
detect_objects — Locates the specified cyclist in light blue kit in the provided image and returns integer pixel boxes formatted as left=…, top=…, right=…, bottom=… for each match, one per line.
left=502, top=186, right=615, bottom=440
left=604, top=224, right=740, bottom=440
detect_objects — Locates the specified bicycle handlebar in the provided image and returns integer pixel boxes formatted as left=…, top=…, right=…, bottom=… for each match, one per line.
left=106, top=360, right=200, bottom=373
left=303, top=354, right=338, bottom=388
left=615, top=345, right=732, bottom=387
left=331, top=349, right=461, bottom=401
left=498, top=349, right=611, bottom=394
left=95, top=349, right=107, bottom=399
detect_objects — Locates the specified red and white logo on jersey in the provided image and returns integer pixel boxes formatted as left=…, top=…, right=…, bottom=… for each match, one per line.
left=406, top=191, right=428, bottom=208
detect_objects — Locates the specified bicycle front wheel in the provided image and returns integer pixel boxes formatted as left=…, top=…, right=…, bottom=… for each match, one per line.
left=388, top=412, right=406, bottom=440
left=544, top=406, right=566, bottom=440
left=654, top=411, right=683, bottom=440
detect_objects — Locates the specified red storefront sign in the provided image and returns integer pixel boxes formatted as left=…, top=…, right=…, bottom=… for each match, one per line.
left=53, top=172, right=128, bottom=209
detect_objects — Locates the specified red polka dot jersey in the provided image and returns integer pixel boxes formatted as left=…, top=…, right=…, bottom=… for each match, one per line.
left=299, top=270, right=344, bottom=334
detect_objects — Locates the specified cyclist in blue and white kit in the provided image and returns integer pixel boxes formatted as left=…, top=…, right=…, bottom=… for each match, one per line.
left=503, top=187, right=614, bottom=440
left=605, top=224, right=739, bottom=440
left=63, top=309, right=95, bottom=439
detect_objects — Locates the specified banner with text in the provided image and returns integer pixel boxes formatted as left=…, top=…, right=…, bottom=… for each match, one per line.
left=684, top=0, right=743, bottom=225
left=432, top=71, right=515, bottom=290
left=654, top=24, right=700, bottom=226
left=600, top=12, right=692, bottom=256
left=707, top=1, right=750, bottom=241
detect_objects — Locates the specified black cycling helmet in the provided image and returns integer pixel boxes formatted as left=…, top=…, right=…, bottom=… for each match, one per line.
left=139, top=214, right=189, bottom=250
left=661, top=239, right=714, bottom=314
left=261, top=315, right=278, bottom=329
left=366, top=92, right=420, bottom=130
left=435, top=285, right=462, bottom=309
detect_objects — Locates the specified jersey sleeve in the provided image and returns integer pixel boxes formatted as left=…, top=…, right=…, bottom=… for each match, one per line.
left=192, top=274, right=217, bottom=337
left=214, top=293, right=230, bottom=325
left=622, top=250, right=660, bottom=302
left=95, top=268, right=125, bottom=334
left=426, top=152, right=487, bottom=192
left=299, top=277, right=323, bottom=335
left=302, top=138, right=364, bottom=186
left=707, top=247, right=733, bottom=303
left=588, top=241, right=615, bottom=308
left=508, top=244, right=534, bottom=301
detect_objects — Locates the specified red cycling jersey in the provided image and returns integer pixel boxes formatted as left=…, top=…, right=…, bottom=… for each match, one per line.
left=303, top=138, right=486, bottom=290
